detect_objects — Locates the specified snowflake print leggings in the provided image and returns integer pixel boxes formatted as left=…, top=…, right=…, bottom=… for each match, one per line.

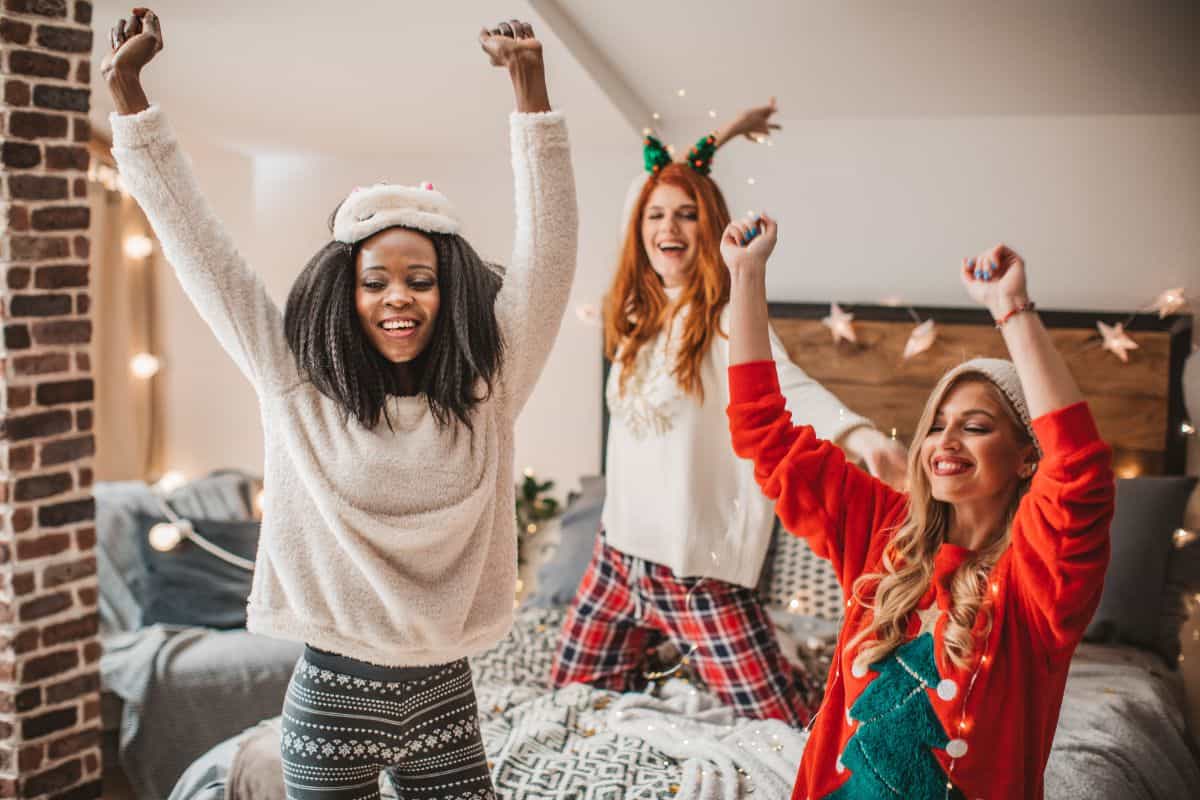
left=279, top=647, right=496, bottom=800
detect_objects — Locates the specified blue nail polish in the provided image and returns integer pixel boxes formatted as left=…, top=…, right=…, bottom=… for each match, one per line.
left=989, top=260, right=997, bottom=270
left=968, top=257, right=976, bottom=267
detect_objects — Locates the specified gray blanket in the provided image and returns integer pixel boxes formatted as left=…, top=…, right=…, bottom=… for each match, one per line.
left=168, top=609, right=1200, bottom=800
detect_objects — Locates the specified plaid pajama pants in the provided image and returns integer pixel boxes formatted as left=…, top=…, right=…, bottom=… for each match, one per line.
left=550, top=533, right=812, bottom=727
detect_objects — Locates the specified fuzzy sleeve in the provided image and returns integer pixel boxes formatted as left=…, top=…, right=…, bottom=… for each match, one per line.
left=495, top=111, right=578, bottom=415
left=1009, top=401, right=1114, bottom=657
left=728, top=360, right=907, bottom=590
left=109, top=106, right=296, bottom=394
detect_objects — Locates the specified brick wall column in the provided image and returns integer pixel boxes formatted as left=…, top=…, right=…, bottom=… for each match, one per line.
left=0, top=1, right=100, bottom=798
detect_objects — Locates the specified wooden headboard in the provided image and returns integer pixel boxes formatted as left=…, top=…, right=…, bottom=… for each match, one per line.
left=601, top=304, right=1193, bottom=476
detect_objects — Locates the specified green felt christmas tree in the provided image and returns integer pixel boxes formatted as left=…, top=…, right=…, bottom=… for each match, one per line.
left=827, top=633, right=966, bottom=800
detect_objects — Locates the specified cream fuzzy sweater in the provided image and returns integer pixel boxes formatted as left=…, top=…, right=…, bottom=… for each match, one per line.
left=110, top=106, right=577, bottom=666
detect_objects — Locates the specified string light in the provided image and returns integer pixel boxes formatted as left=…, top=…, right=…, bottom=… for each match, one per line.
left=130, top=352, right=161, bottom=379
left=148, top=522, right=185, bottom=552
left=1181, top=420, right=1196, bottom=436
left=123, top=234, right=154, bottom=260
left=155, top=470, right=187, bottom=494
left=1174, top=528, right=1198, bottom=549
left=1096, top=321, right=1139, bottom=363
left=708, top=109, right=717, bottom=118
left=822, top=303, right=858, bottom=344
left=676, top=89, right=686, bottom=97
left=746, top=177, right=756, bottom=185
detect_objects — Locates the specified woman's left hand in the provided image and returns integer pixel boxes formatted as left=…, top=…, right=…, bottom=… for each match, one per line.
left=725, top=97, right=781, bottom=143
left=479, top=19, right=543, bottom=69
left=960, top=243, right=1030, bottom=320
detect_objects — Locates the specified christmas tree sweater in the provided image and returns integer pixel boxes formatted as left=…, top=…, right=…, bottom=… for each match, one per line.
left=727, top=360, right=1114, bottom=800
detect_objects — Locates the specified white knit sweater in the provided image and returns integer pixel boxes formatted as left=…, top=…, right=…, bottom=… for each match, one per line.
left=603, top=298, right=868, bottom=587
left=110, top=106, right=577, bottom=666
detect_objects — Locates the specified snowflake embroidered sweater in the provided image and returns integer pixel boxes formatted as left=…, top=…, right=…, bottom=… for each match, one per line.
left=727, top=360, right=1113, bottom=800
left=110, top=106, right=577, bottom=667
left=604, top=302, right=869, bottom=587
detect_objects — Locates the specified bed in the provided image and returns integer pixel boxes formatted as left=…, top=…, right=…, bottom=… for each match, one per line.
left=167, top=302, right=1199, bottom=799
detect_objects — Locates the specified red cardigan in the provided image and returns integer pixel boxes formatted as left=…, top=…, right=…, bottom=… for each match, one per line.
left=727, top=361, right=1113, bottom=800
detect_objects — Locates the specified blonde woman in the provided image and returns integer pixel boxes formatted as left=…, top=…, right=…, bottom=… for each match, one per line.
left=723, top=217, right=1113, bottom=799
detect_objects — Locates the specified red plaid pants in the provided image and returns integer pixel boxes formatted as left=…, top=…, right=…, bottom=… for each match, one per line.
left=550, top=533, right=811, bottom=726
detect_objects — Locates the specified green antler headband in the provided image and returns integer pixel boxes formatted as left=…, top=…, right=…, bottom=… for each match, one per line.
left=642, top=132, right=718, bottom=177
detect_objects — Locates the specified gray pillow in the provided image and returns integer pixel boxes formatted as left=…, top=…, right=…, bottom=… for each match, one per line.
left=1085, top=476, right=1197, bottom=664
left=134, top=513, right=259, bottom=629
left=525, top=476, right=604, bottom=608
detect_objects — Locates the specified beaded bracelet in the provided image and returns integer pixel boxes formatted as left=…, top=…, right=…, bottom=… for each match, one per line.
left=994, top=300, right=1036, bottom=328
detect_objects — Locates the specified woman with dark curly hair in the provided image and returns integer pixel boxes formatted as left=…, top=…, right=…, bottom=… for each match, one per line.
left=102, top=8, right=576, bottom=798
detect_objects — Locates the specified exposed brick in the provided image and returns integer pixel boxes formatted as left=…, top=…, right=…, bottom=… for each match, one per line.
left=0, top=659, right=14, bottom=681
left=22, top=755, right=81, bottom=796
left=8, top=202, right=30, bottom=230
left=48, top=728, right=98, bottom=761
left=31, top=319, right=90, bottom=345
left=0, top=690, right=12, bottom=713
left=9, top=292, right=71, bottom=316
left=31, top=205, right=89, bottom=231
left=11, top=572, right=34, bottom=595
left=3, top=408, right=71, bottom=440
left=1, top=139, right=39, bottom=168
left=43, top=144, right=88, bottom=170
left=8, top=173, right=68, bottom=200
left=35, top=23, right=90, bottom=52
left=13, top=352, right=70, bottom=375
left=6, top=50, right=68, bottom=80
left=76, top=293, right=89, bottom=313
left=74, top=57, right=87, bottom=83
left=11, top=507, right=33, bottom=531
left=40, top=434, right=93, bottom=465
left=44, top=671, right=97, bottom=705
left=8, top=108, right=68, bottom=139
left=36, top=378, right=92, bottom=405
left=6, top=265, right=30, bottom=289
left=73, top=175, right=85, bottom=196
left=82, top=640, right=100, bottom=664
left=4, top=323, right=31, bottom=350
left=18, top=591, right=71, bottom=622
left=81, top=698, right=97, bottom=722
left=13, top=628, right=39, bottom=654
left=32, top=84, right=88, bottom=113
left=37, top=497, right=93, bottom=527
left=73, top=0, right=87, bottom=23
left=14, top=471, right=71, bottom=500
left=33, top=263, right=87, bottom=289
left=4, top=0, right=67, bottom=17
left=7, top=386, right=32, bottom=409
left=76, top=585, right=95, bottom=606
left=75, top=352, right=89, bottom=371
left=3, top=77, right=29, bottom=106
left=15, top=687, right=41, bottom=712
left=21, top=649, right=78, bottom=685
left=71, top=233, right=87, bottom=257
left=41, top=557, right=94, bottom=590
left=74, top=527, right=94, bottom=550
left=0, top=721, right=11, bottom=738
left=10, top=234, right=69, bottom=260
left=18, top=744, right=42, bottom=772
left=65, top=778, right=102, bottom=800
left=14, top=532, right=69, bottom=560
left=0, top=17, right=32, bottom=43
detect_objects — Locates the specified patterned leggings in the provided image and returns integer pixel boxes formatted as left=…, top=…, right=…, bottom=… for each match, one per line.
left=280, top=647, right=495, bottom=800
left=551, top=533, right=812, bottom=727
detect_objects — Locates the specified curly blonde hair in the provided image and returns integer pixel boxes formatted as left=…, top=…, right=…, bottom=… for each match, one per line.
left=847, top=371, right=1035, bottom=673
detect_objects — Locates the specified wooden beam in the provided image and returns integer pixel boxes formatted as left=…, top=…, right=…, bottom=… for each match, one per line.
left=528, top=0, right=653, bottom=134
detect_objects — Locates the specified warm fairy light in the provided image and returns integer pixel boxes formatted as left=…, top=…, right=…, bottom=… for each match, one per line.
left=708, top=109, right=717, bottom=118
left=822, top=303, right=858, bottom=344
left=523, top=466, right=535, bottom=478
left=652, top=112, right=661, bottom=121
left=254, top=489, right=265, bottom=517
left=525, top=523, right=537, bottom=534
left=1116, top=463, right=1142, bottom=479
left=1097, top=321, right=1138, bottom=363
left=123, top=234, right=154, bottom=260
left=990, top=582, right=999, bottom=595
left=746, top=177, right=756, bottom=185
left=902, top=319, right=938, bottom=360
left=1174, top=528, right=1198, bottom=549
left=642, top=127, right=652, bottom=136
left=148, top=522, right=183, bottom=552
left=1150, top=287, right=1186, bottom=318
left=676, top=88, right=686, bottom=97
left=130, top=352, right=161, bottom=379
left=156, top=470, right=187, bottom=494
left=889, top=428, right=898, bottom=440
left=880, top=296, right=905, bottom=307
left=1182, top=420, right=1196, bottom=436
left=515, top=578, right=524, bottom=594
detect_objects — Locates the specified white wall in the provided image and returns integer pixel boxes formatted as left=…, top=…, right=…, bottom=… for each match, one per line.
left=144, top=111, right=1200, bottom=496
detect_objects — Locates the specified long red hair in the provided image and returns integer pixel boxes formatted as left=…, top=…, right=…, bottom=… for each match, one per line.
left=603, top=163, right=732, bottom=400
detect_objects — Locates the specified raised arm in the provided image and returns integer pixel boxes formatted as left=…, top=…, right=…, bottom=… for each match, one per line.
left=102, top=8, right=293, bottom=392
left=480, top=20, right=578, bottom=414
left=963, top=243, right=1113, bottom=653
left=711, top=97, right=782, bottom=149
left=723, top=217, right=906, bottom=587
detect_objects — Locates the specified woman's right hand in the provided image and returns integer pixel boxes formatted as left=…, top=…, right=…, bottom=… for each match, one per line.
left=716, top=98, right=781, bottom=146
left=720, top=214, right=778, bottom=278
left=101, top=7, right=164, bottom=113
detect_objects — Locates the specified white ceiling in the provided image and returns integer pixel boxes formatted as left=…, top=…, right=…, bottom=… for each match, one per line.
left=90, top=1, right=1200, bottom=157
